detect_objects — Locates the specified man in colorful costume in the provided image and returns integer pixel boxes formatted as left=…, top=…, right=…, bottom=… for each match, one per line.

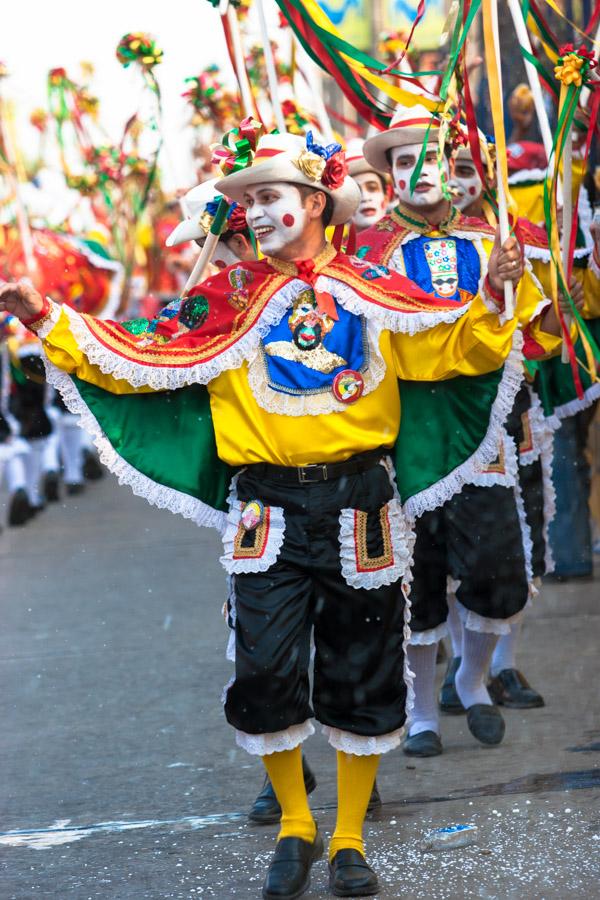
left=359, top=104, right=563, bottom=758
left=0, top=131, right=529, bottom=899
left=446, top=132, right=588, bottom=707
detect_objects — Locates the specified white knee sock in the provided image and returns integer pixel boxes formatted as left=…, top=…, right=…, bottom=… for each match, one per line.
left=490, top=620, right=522, bottom=676
left=5, top=454, right=27, bottom=493
left=455, top=629, right=498, bottom=708
left=24, top=439, right=45, bottom=506
left=407, top=643, right=440, bottom=736
left=59, top=418, right=84, bottom=485
left=446, top=594, right=463, bottom=659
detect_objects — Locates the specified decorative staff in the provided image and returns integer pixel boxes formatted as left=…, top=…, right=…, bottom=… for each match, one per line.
left=481, top=0, right=515, bottom=317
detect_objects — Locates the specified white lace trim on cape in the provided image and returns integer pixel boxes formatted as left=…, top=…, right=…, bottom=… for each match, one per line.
left=41, top=357, right=227, bottom=532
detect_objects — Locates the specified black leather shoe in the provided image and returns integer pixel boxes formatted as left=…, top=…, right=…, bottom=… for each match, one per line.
left=328, top=848, right=379, bottom=897
left=366, top=779, right=382, bottom=815
left=466, top=704, right=505, bottom=745
left=44, top=471, right=60, bottom=502
left=439, top=656, right=465, bottom=714
left=66, top=482, right=85, bottom=496
left=83, top=449, right=104, bottom=480
left=249, top=756, right=317, bottom=825
left=403, top=730, right=443, bottom=757
left=262, top=830, right=323, bottom=900
left=8, top=489, right=34, bottom=526
left=488, top=668, right=545, bottom=709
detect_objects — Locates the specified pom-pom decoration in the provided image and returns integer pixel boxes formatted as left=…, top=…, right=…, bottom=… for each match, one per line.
left=183, top=66, right=241, bottom=132
left=116, top=33, right=163, bottom=71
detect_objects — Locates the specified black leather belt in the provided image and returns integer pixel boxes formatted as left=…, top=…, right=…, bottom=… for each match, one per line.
left=248, top=449, right=386, bottom=485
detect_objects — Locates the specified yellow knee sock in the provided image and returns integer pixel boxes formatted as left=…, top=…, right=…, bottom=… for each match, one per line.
left=262, top=747, right=316, bottom=843
left=329, top=751, right=380, bottom=862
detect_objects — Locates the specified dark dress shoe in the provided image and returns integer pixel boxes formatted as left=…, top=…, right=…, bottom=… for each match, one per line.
left=66, top=482, right=85, bottom=496
left=249, top=756, right=317, bottom=825
left=466, top=704, right=505, bottom=745
left=488, top=668, right=545, bottom=709
left=403, top=730, right=443, bottom=757
left=439, top=656, right=465, bottom=714
left=262, top=830, right=323, bottom=900
left=8, top=489, right=34, bottom=526
left=366, top=779, right=382, bottom=815
left=44, top=471, right=60, bottom=502
left=328, top=848, right=379, bottom=897
left=83, top=449, right=104, bottom=480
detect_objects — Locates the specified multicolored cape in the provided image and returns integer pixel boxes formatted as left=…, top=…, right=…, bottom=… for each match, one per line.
left=32, top=245, right=522, bottom=529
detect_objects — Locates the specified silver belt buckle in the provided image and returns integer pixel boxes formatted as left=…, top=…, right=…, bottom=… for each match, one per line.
left=298, top=464, right=328, bottom=483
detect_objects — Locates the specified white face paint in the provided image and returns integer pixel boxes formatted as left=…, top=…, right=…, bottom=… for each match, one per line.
left=352, top=171, right=388, bottom=230
left=244, top=182, right=307, bottom=255
left=390, top=143, right=448, bottom=209
left=195, top=236, right=240, bottom=271
left=449, top=158, right=483, bottom=211
left=212, top=241, right=240, bottom=270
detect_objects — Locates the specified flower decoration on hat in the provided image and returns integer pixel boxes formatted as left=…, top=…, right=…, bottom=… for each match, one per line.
left=554, top=44, right=597, bottom=88
left=116, top=33, right=163, bottom=71
left=293, top=131, right=347, bottom=190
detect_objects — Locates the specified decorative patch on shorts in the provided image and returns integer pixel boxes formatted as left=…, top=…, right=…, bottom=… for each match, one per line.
left=519, top=410, right=534, bottom=456
left=338, top=498, right=412, bottom=590
left=220, top=499, right=285, bottom=574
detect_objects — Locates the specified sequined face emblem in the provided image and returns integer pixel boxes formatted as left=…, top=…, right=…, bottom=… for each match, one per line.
left=332, top=369, right=365, bottom=404
left=264, top=289, right=348, bottom=374
left=424, top=238, right=458, bottom=298
left=241, top=499, right=265, bottom=531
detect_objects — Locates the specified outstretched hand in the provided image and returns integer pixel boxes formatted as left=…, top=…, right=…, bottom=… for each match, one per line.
left=488, top=228, right=523, bottom=293
left=0, top=281, right=45, bottom=321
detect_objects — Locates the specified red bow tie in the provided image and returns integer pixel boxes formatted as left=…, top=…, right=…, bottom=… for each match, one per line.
left=296, top=259, right=338, bottom=321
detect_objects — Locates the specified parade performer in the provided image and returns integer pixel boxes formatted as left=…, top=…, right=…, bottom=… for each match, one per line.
left=165, top=178, right=255, bottom=269
left=359, top=104, right=565, bottom=757
left=0, top=130, right=535, bottom=899
left=346, top=139, right=390, bottom=234
left=443, top=134, right=566, bottom=710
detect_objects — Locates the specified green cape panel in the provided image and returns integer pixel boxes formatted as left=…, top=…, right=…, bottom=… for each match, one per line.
left=395, top=369, right=505, bottom=516
left=535, top=318, right=600, bottom=419
left=70, top=375, right=233, bottom=527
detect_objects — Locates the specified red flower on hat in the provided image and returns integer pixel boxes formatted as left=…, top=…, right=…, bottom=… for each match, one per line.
left=321, top=151, right=348, bottom=190
left=227, top=203, right=248, bottom=234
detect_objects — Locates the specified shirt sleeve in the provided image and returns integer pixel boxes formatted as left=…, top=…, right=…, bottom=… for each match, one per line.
left=391, top=292, right=517, bottom=380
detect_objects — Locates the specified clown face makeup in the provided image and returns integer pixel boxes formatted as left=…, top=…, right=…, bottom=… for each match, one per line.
left=450, top=158, right=483, bottom=211
left=390, top=143, right=448, bottom=209
left=195, top=236, right=240, bottom=271
left=244, top=183, right=307, bottom=255
left=352, top=172, right=388, bottom=230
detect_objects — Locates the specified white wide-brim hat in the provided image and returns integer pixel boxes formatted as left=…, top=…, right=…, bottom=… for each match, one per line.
left=215, top=132, right=360, bottom=226
left=345, top=138, right=387, bottom=179
left=363, top=103, right=442, bottom=173
left=166, top=179, right=222, bottom=247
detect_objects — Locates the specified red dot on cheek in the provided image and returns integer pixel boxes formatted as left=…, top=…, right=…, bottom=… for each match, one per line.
left=282, top=214, right=295, bottom=227
left=468, top=186, right=477, bottom=196
left=399, top=179, right=407, bottom=190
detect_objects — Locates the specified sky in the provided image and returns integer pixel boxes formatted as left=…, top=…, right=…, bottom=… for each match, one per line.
left=1, top=0, right=256, bottom=189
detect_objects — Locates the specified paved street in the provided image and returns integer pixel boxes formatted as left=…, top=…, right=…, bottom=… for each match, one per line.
left=1, top=474, right=599, bottom=899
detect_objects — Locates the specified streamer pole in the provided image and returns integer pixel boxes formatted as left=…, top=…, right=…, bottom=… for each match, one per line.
left=256, top=0, right=287, bottom=132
